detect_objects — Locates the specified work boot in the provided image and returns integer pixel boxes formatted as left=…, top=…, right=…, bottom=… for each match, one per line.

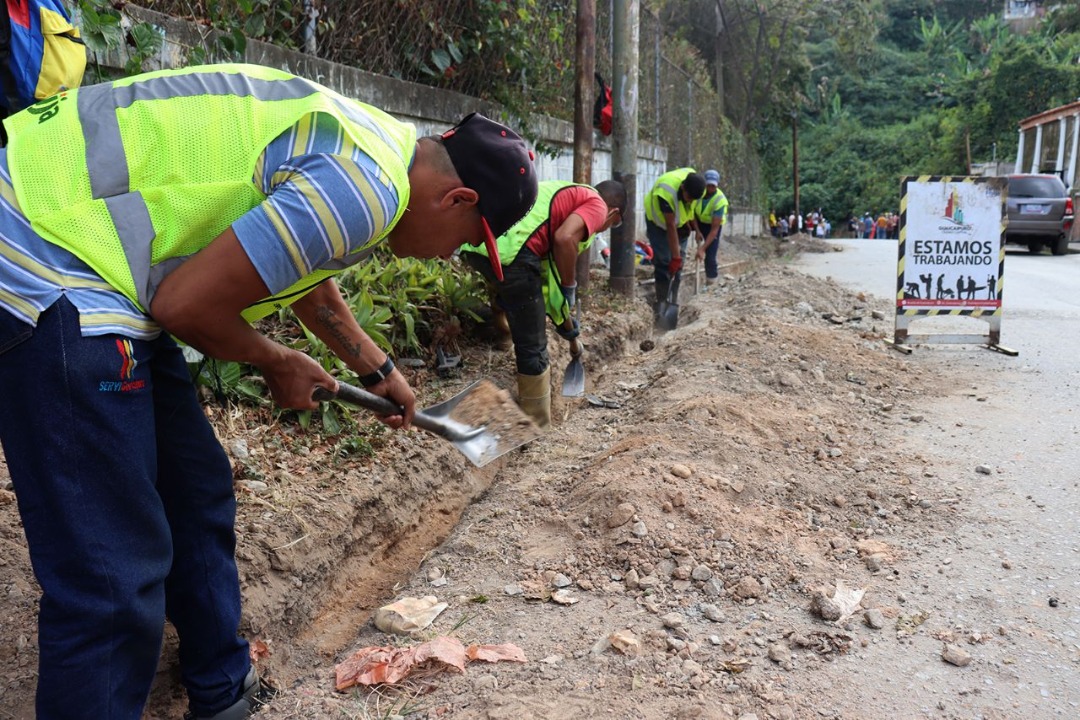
left=492, top=305, right=512, bottom=351
left=655, top=278, right=670, bottom=308
left=516, top=368, right=551, bottom=429
left=185, top=667, right=271, bottom=720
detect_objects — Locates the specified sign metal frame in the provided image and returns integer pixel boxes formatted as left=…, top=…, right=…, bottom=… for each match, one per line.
left=892, top=175, right=1017, bottom=356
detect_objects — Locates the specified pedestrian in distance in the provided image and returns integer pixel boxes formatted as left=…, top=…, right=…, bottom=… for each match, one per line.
left=644, top=168, right=706, bottom=322
left=462, top=179, right=626, bottom=427
left=0, top=63, right=537, bottom=720
left=692, top=169, right=729, bottom=288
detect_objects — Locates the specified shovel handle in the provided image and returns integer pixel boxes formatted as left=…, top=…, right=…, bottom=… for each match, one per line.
left=314, top=382, right=449, bottom=437
left=561, top=316, right=584, bottom=358
left=668, top=269, right=681, bottom=302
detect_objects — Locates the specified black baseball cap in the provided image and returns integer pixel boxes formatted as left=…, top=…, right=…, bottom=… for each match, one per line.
left=441, top=113, right=538, bottom=281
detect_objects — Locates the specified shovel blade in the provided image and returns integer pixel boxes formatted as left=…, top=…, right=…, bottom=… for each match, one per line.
left=422, top=380, right=542, bottom=467
left=656, top=301, right=679, bottom=331
left=656, top=272, right=681, bottom=331
left=562, top=356, right=585, bottom=397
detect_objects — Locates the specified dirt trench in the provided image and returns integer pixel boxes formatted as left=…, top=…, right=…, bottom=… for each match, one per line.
left=2, top=233, right=881, bottom=720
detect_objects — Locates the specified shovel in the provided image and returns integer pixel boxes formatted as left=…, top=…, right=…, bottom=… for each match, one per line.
left=314, top=380, right=541, bottom=468
left=560, top=315, right=585, bottom=397
left=656, top=270, right=681, bottom=331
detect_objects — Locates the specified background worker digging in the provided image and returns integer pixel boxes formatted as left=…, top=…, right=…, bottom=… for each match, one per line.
left=462, top=179, right=626, bottom=427
left=692, top=169, right=730, bottom=289
left=644, top=168, right=706, bottom=330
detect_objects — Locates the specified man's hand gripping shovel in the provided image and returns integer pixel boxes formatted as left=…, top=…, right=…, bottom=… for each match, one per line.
left=314, top=381, right=541, bottom=467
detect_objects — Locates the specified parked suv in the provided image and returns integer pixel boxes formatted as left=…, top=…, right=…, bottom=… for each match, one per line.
left=1004, top=174, right=1074, bottom=255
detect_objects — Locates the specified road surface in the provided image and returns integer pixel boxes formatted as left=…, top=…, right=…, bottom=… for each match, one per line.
left=794, top=240, right=1080, bottom=718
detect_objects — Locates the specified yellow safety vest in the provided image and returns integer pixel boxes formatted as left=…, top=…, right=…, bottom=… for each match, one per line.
left=4, top=63, right=415, bottom=321
left=645, top=167, right=696, bottom=229
left=463, top=180, right=598, bottom=325
left=693, top=188, right=728, bottom=226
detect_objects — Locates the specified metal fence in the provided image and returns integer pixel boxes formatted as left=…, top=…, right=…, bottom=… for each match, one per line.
left=634, top=9, right=761, bottom=211
left=137, top=0, right=761, bottom=211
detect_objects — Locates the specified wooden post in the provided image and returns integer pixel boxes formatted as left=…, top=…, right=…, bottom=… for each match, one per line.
left=609, top=0, right=640, bottom=297
left=573, top=0, right=596, bottom=303
left=965, top=128, right=972, bottom=174
left=792, top=111, right=800, bottom=224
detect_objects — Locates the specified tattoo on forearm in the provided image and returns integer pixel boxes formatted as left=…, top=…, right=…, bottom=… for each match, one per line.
left=314, top=306, right=363, bottom=358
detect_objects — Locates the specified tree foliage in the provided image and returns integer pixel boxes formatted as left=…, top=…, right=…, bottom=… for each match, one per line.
left=656, top=0, right=1080, bottom=225
left=759, top=0, right=1080, bottom=225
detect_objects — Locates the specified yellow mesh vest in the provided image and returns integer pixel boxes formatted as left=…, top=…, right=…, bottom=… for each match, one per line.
left=694, top=189, right=728, bottom=225
left=463, top=180, right=597, bottom=325
left=4, top=64, right=414, bottom=321
left=645, top=168, right=694, bottom=228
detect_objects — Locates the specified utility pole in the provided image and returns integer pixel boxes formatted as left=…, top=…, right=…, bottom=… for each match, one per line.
left=792, top=111, right=800, bottom=225
left=609, top=0, right=639, bottom=297
left=965, top=128, right=972, bottom=174
left=573, top=0, right=596, bottom=300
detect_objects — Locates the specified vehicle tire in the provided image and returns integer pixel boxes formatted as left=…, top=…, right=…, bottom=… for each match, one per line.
left=1028, top=242, right=1045, bottom=254
left=1052, top=234, right=1069, bottom=256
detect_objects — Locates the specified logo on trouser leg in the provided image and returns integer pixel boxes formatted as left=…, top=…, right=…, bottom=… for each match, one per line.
left=99, top=338, right=146, bottom=392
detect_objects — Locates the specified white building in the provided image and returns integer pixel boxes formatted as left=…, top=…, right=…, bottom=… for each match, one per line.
left=1014, top=99, right=1080, bottom=189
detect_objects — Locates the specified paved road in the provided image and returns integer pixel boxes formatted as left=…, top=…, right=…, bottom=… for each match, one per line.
left=797, top=238, right=1080, bottom=315
left=794, top=240, right=1080, bottom=719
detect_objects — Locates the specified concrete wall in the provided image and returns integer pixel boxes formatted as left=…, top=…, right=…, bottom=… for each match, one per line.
left=727, top=211, right=764, bottom=238
left=108, top=6, right=669, bottom=244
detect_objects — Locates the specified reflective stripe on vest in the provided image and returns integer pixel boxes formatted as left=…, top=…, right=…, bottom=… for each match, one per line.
left=694, top=190, right=728, bottom=225
left=645, top=168, right=694, bottom=228
left=82, top=73, right=400, bottom=202
left=6, top=64, right=414, bottom=317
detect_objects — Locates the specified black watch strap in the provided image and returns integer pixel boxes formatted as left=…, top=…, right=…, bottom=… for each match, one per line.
left=358, top=356, right=395, bottom=387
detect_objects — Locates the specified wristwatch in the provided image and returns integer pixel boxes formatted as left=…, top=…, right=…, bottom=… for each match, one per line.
left=358, top=356, right=395, bottom=387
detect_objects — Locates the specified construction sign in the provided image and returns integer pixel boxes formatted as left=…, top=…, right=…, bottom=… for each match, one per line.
left=894, top=176, right=1015, bottom=354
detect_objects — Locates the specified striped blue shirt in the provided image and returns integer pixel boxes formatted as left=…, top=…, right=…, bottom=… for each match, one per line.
left=0, top=111, right=405, bottom=339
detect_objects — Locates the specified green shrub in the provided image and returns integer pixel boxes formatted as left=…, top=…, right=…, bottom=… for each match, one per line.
left=186, top=249, right=490, bottom=436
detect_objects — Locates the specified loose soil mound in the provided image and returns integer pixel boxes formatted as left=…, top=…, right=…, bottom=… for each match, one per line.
left=0, top=235, right=961, bottom=720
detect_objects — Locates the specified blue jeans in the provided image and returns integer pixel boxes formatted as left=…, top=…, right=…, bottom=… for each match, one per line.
left=703, top=225, right=723, bottom=280
left=646, top=221, right=688, bottom=306
left=0, top=298, right=250, bottom=719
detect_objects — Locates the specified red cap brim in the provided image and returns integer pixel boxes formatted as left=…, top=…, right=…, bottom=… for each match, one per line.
left=482, top=217, right=504, bottom=282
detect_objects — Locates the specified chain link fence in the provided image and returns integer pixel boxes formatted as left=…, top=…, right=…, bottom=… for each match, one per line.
left=137, top=0, right=760, bottom=210
left=634, top=8, right=760, bottom=211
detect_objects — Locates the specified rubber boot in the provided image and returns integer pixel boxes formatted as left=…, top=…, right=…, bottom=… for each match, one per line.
left=654, top=278, right=670, bottom=322
left=517, top=368, right=551, bottom=429
left=655, top=278, right=670, bottom=307
left=492, top=305, right=513, bottom=351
